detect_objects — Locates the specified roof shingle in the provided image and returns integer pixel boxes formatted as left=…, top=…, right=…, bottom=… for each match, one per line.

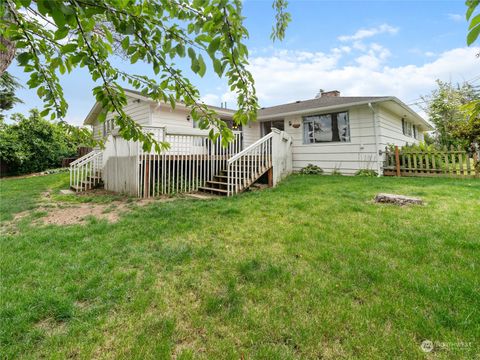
left=257, top=96, right=390, bottom=118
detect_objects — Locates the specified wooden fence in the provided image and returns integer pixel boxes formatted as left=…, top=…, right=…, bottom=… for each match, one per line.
left=384, top=145, right=479, bottom=178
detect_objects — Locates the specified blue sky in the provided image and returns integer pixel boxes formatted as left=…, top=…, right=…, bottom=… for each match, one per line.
left=6, top=0, right=479, bottom=125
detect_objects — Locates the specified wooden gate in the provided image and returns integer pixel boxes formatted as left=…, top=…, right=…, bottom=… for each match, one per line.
left=384, top=145, right=479, bottom=178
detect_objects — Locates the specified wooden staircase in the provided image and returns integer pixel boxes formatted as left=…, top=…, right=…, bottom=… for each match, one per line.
left=70, top=150, right=104, bottom=192
left=70, top=172, right=103, bottom=192
left=198, top=132, right=274, bottom=196
left=198, top=164, right=271, bottom=196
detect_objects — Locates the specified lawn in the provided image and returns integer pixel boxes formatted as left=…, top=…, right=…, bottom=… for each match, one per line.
left=0, top=173, right=479, bottom=359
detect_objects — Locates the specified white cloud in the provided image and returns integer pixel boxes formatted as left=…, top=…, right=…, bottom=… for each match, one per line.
left=338, top=23, right=399, bottom=42
left=201, top=91, right=236, bottom=108
left=448, top=13, right=464, bottom=22
left=244, top=46, right=479, bottom=113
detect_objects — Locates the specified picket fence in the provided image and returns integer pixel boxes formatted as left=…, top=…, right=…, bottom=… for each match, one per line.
left=384, top=145, right=479, bottom=178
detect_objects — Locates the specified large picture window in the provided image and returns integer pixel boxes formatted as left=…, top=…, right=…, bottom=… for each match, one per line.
left=303, top=112, right=350, bottom=143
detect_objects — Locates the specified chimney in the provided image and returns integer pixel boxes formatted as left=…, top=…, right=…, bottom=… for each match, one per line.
left=321, top=90, right=340, bottom=97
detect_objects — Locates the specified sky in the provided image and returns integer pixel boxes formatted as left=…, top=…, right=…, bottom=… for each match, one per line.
left=5, top=0, right=480, bottom=125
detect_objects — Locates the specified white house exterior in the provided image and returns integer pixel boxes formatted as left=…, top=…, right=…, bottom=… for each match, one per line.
left=254, top=91, right=431, bottom=175
left=74, top=89, right=432, bottom=197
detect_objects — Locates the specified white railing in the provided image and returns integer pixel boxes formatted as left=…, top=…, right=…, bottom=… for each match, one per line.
left=70, top=150, right=103, bottom=192
left=227, top=132, right=273, bottom=196
left=138, top=129, right=243, bottom=197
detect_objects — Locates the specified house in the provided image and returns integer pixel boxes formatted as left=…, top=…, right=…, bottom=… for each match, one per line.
left=71, top=89, right=432, bottom=197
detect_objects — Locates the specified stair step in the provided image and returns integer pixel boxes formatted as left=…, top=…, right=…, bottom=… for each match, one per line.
left=198, top=186, right=228, bottom=194
left=206, top=180, right=228, bottom=186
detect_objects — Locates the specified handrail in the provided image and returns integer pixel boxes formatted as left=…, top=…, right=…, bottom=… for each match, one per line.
left=228, top=132, right=273, bottom=163
left=227, top=132, right=274, bottom=196
left=70, top=151, right=103, bottom=192
left=73, top=152, right=101, bottom=167
left=69, top=150, right=100, bottom=166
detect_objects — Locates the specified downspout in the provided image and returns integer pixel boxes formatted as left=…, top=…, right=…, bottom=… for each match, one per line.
left=368, top=103, right=382, bottom=176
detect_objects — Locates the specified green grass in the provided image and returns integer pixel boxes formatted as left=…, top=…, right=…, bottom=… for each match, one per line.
left=1, top=174, right=479, bottom=359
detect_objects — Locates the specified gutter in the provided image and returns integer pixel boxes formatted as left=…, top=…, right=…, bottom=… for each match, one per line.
left=368, top=102, right=382, bottom=177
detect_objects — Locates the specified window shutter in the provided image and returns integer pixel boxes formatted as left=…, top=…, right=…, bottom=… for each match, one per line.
left=402, top=118, right=405, bottom=135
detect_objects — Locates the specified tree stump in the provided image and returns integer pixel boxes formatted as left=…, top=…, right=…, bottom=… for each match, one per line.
left=374, top=193, right=423, bottom=206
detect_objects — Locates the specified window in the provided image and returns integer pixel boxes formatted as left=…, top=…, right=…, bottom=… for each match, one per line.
left=402, top=118, right=417, bottom=138
left=102, top=118, right=115, bottom=137
left=303, top=112, right=350, bottom=143
left=261, top=120, right=285, bottom=136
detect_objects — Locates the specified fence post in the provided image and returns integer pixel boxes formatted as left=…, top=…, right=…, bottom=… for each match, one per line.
left=475, top=151, right=479, bottom=178
left=395, top=146, right=401, bottom=177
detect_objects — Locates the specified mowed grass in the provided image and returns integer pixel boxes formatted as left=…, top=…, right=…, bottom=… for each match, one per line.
left=0, top=173, right=479, bottom=359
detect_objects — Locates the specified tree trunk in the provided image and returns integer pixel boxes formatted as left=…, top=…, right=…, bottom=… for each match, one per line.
left=0, top=35, right=16, bottom=76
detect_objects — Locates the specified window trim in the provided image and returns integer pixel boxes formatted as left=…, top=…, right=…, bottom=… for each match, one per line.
left=302, top=111, right=350, bottom=144
left=402, top=118, right=417, bottom=139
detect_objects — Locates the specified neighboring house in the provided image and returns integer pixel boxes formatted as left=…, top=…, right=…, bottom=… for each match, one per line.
left=72, top=89, right=432, bottom=197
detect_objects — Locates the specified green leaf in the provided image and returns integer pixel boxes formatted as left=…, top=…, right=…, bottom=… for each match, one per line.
left=16, top=52, right=32, bottom=65
left=121, top=36, right=130, bottom=50
left=131, top=51, right=140, bottom=64
left=197, top=54, right=206, bottom=77
left=54, top=27, right=70, bottom=40
left=466, top=0, right=479, bottom=20
left=175, top=43, right=185, bottom=57
left=60, top=44, right=77, bottom=54
left=188, top=47, right=196, bottom=60
left=467, top=23, right=480, bottom=45
left=51, top=7, right=66, bottom=27
left=213, top=59, right=223, bottom=77
left=191, top=58, right=200, bottom=73
left=207, top=37, right=221, bottom=57
left=59, top=4, right=75, bottom=15
left=469, top=14, right=480, bottom=30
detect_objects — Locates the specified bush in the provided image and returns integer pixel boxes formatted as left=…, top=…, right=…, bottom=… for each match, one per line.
left=355, top=169, right=378, bottom=177
left=0, top=109, right=94, bottom=176
left=300, top=164, right=324, bottom=175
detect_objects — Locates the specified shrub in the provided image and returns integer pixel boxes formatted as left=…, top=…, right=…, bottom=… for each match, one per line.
left=355, top=169, right=378, bottom=177
left=0, top=109, right=94, bottom=176
left=300, top=164, right=323, bottom=175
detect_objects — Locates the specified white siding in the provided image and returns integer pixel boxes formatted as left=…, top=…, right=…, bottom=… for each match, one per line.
left=242, top=121, right=261, bottom=147
left=151, top=105, right=192, bottom=128
left=92, top=96, right=151, bottom=141
left=282, top=105, right=380, bottom=175
left=378, top=106, right=421, bottom=148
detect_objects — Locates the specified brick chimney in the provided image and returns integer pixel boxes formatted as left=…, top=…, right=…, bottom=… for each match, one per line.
left=321, top=90, right=340, bottom=97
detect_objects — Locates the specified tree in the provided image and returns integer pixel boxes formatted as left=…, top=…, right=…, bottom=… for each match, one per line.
left=421, top=80, right=480, bottom=149
left=0, top=71, right=22, bottom=121
left=0, top=0, right=290, bottom=152
left=0, top=108, right=94, bottom=175
left=465, top=0, right=480, bottom=120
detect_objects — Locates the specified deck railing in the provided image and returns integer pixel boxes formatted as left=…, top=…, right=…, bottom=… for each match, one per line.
left=138, top=128, right=243, bottom=197
left=70, top=150, right=103, bottom=191
left=227, top=132, right=273, bottom=196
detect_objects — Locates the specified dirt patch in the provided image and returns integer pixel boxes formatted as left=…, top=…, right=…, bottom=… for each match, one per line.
left=35, top=318, right=67, bottom=336
left=40, top=202, right=127, bottom=225
left=7, top=193, right=175, bottom=228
